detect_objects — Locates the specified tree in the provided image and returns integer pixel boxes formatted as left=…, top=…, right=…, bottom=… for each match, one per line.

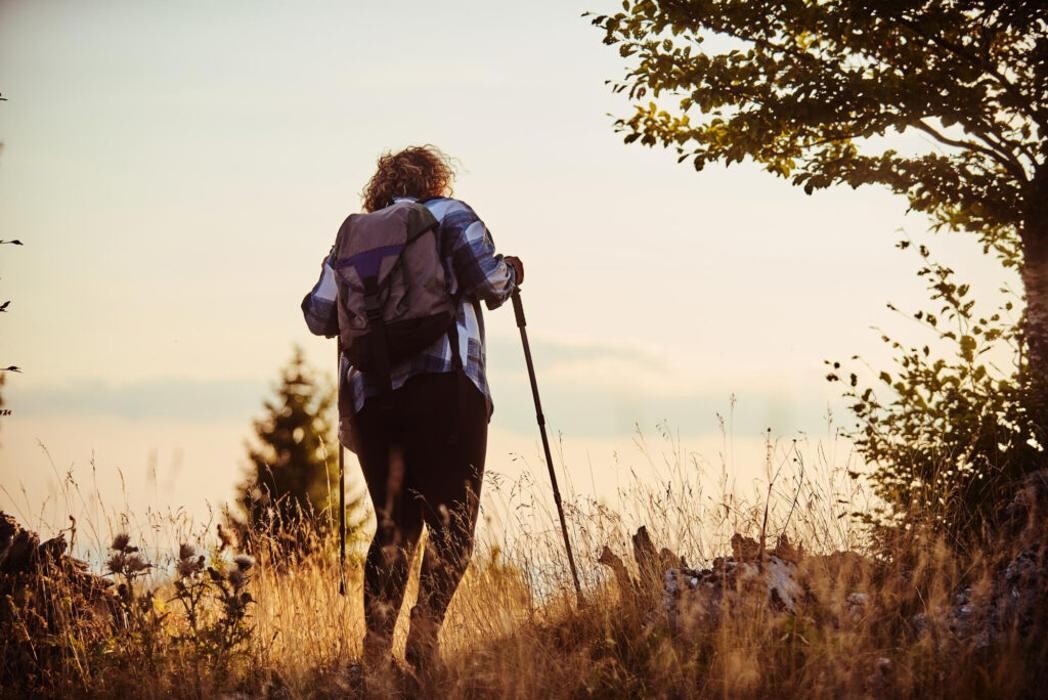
left=589, top=1, right=1047, bottom=432
left=235, top=347, right=339, bottom=550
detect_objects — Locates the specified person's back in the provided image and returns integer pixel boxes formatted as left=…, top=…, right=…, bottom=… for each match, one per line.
left=301, top=145, right=523, bottom=673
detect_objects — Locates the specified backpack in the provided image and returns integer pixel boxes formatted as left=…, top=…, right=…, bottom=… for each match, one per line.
left=330, top=200, right=458, bottom=389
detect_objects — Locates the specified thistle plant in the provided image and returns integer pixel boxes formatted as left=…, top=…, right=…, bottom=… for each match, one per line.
left=105, top=533, right=165, bottom=664
left=106, top=533, right=152, bottom=620
left=171, top=543, right=208, bottom=638
left=208, top=553, right=255, bottom=657
left=170, top=541, right=255, bottom=667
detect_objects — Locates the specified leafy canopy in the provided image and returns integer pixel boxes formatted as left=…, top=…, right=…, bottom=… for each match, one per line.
left=590, top=0, right=1045, bottom=262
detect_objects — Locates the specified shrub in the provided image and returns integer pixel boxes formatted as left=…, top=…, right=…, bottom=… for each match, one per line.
left=829, top=241, right=1044, bottom=546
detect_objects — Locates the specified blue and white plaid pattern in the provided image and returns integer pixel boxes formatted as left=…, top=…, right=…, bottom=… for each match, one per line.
left=302, top=196, right=517, bottom=417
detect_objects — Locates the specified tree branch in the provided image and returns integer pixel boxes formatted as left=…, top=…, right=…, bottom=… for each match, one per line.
left=915, top=120, right=1027, bottom=182
left=969, top=122, right=1037, bottom=176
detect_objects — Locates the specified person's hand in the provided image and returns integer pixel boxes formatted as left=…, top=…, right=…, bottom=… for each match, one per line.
left=505, top=256, right=524, bottom=285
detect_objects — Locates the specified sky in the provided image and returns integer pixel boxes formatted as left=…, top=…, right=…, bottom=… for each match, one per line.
left=0, top=0, right=1020, bottom=539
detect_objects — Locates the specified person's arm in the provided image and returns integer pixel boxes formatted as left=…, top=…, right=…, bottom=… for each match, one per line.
left=443, top=202, right=520, bottom=310
left=301, top=251, right=340, bottom=337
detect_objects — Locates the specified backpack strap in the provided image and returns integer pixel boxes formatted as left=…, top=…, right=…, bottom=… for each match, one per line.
left=362, top=276, right=393, bottom=396
left=446, top=298, right=464, bottom=373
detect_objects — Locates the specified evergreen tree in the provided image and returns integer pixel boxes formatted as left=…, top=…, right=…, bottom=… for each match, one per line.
left=236, top=347, right=339, bottom=548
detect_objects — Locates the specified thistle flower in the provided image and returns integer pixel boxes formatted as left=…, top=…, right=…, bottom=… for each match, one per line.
left=227, top=568, right=246, bottom=588
left=178, top=543, right=198, bottom=561
left=177, top=555, right=204, bottom=578
left=125, top=553, right=150, bottom=573
left=111, top=533, right=131, bottom=551
left=106, top=552, right=126, bottom=574
left=233, top=554, right=255, bottom=571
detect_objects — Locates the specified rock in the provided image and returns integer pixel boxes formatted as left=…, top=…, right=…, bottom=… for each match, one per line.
left=662, top=552, right=806, bottom=633
left=598, top=545, right=633, bottom=597
left=596, top=523, right=889, bottom=641
left=1, top=511, right=121, bottom=687
left=845, top=592, right=869, bottom=622
left=730, top=533, right=762, bottom=561
left=940, top=470, right=1048, bottom=649
left=600, top=526, right=838, bottom=635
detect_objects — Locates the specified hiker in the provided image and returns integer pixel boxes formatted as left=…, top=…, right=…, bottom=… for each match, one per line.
left=301, top=145, right=523, bottom=670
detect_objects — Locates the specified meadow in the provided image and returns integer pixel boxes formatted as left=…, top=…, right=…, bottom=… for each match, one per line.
left=3, top=430, right=1045, bottom=699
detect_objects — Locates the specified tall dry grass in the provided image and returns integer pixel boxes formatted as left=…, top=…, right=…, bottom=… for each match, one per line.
left=2, top=427, right=1045, bottom=698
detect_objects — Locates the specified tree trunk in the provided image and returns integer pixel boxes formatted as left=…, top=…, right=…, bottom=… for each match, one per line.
left=1021, top=165, right=1048, bottom=445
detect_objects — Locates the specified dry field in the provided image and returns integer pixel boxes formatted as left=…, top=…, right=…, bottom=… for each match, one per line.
left=2, top=433, right=1046, bottom=698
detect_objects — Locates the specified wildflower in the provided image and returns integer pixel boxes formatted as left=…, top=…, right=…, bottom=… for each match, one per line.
left=111, top=533, right=131, bottom=551
left=126, top=553, right=150, bottom=573
left=227, top=568, right=246, bottom=588
left=106, top=552, right=126, bottom=574
left=178, top=543, right=198, bottom=561
left=177, top=555, right=204, bottom=578
left=233, top=554, right=255, bottom=571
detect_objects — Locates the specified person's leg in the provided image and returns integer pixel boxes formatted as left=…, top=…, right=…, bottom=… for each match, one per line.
left=399, top=373, right=489, bottom=668
left=354, top=402, right=424, bottom=664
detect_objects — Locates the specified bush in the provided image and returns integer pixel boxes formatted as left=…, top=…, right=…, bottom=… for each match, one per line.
left=829, top=241, right=1044, bottom=546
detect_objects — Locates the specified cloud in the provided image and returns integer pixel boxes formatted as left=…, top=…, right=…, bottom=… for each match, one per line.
left=7, top=334, right=840, bottom=441
left=490, top=376, right=833, bottom=441
left=486, top=335, right=666, bottom=373
left=9, top=378, right=267, bottom=422
left=485, top=334, right=836, bottom=439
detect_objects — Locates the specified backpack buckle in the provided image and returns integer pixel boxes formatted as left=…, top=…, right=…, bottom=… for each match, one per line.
left=364, top=292, right=382, bottom=322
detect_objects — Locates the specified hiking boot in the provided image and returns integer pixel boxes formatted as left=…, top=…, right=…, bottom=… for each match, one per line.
left=404, top=606, right=443, bottom=674
left=338, top=661, right=366, bottom=699
left=362, top=629, right=394, bottom=669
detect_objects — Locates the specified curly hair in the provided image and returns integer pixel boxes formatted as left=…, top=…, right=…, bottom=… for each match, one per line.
left=360, top=145, right=457, bottom=213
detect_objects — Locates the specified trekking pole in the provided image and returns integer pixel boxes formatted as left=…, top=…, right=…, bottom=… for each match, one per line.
left=337, top=341, right=347, bottom=597
left=511, top=289, right=583, bottom=603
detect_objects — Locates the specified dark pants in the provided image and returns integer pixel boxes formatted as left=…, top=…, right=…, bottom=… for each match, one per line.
left=353, top=371, right=487, bottom=664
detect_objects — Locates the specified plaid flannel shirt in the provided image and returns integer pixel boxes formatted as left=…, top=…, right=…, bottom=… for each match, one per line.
left=302, top=196, right=517, bottom=419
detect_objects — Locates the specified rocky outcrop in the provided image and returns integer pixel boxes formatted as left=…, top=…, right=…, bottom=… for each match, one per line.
left=0, top=511, right=116, bottom=601
left=599, top=471, right=1048, bottom=652
left=663, top=537, right=806, bottom=631
left=599, top=525, right=874, bottom=633
left=938, top=470, right=1048, bottom=649
left=1, top=512, right=120, bottom=686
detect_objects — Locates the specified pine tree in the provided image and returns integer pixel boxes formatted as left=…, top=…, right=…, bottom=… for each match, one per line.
left=236, top=346, right=339, bottom=549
